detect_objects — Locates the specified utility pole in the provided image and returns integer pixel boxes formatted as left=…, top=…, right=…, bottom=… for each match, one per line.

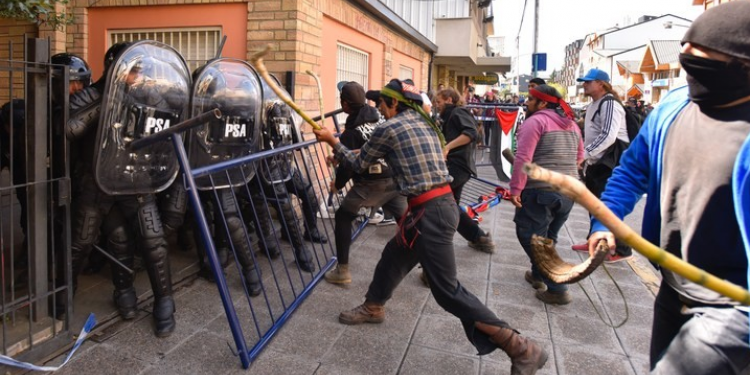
left=532, top=0, right=539, bottom=78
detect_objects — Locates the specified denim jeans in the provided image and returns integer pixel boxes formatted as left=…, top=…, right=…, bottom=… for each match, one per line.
left=651, top=282, right=750, bottom=374
left=513, top=188, right=574, bottom=293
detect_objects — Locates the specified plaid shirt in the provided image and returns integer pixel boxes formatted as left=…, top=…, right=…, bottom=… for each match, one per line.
left=334, top=109, right=452, bottom=196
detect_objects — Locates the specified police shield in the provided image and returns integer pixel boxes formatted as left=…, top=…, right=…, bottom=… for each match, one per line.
left=256, top=74, right=303, bottom=186
left=188, top=59, right=262, bottom=190
left=94, top=40, right=190, bottom=195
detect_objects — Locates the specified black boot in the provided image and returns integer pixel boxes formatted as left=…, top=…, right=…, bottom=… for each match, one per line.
left=153, top=296, right=176, bottom=338
left=113, top=287, right=138, bottom=320
left=304, top=227, right=328, bottom=244
left=295, top=246, right=316, bottom=273
left=243, top=268, right=262, bottom=297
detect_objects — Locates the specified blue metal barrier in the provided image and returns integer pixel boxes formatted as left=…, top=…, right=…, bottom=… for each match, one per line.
left=162, top=108, right=368, bottom=369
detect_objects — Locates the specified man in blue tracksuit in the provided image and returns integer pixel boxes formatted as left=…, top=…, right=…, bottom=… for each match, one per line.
left=586, top=3, right=750, bottom=373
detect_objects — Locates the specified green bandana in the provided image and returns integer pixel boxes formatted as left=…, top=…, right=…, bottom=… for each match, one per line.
left=380, top=87, right=446, bottom=148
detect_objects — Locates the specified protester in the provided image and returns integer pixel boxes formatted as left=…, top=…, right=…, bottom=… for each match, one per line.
left=528, top=77, right=545, bottom=90
left=509, top=85, right=583, bottom=305
left=586, top=2, right=750, bottom=373
left=314, top=79, right=548, bottom=375
left=324, top=81, right=406, bottom=285
left=573, top=68, right=632, bottom=263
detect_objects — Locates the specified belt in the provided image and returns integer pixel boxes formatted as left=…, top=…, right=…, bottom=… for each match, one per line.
left=407, top=184, right=452, bottom=207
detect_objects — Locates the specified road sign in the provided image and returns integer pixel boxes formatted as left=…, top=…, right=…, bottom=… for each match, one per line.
left=471, top=73, right=499, bottom=85
left=532, top=53, right=547, bottom=72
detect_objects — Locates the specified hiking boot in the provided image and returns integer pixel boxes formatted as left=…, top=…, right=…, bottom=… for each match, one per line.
left=604, top=253, right=633, bottom=264
left=482, top=324, right=548, bottom=375
left=153, top=296, right=176, bottom=338
left=243, top=268, right=263, bottom=297
left=468, top=232, right=496, bottom=254
left=304, top=227, right=328, bottom=244
left=113, top=288, right=138, bottom=320
left=339, top=302, right=385, bottom=325
left=524, top=271, right=546, bottom=291
left=571, top=243, right=589, bottom=252
left=324, top=264, right=351, bottom=285
left=535, top=290, right=572, bottom=305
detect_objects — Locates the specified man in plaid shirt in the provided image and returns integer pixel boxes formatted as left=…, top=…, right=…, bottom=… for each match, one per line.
left=314, top=79, right=547, bottom=375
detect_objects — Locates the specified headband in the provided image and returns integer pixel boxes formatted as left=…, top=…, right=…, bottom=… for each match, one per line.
left=381, top=86, right=446, bottom=147
left=530, top=88, right=575, bottom=120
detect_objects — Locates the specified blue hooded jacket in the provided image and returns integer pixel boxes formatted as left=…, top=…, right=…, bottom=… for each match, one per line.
left=591, top=86, right=750, bottom=297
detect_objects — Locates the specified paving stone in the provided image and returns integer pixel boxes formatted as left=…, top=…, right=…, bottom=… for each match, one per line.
left=488, top=302, right=551, bottom=340
left=399, top=345, right=479, bottom=375
left=556, top=344, right=635, bottom=375
left=235, top=348, right=320, bottom=375
left=319, top=328, right=408, bottom=375
left=548, top=314, right=625, bottom=354
left=614, top=326, right=652, bottom=361
left=140, top=330, right=243, bottom=375
left=52, top=342, right=149, bottom=375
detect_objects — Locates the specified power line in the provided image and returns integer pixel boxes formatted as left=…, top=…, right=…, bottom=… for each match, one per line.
left=517, top=0, right=529, bottom=37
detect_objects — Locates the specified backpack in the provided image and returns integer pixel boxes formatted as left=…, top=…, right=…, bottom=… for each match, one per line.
left=593, top=95, right=644, bottom=142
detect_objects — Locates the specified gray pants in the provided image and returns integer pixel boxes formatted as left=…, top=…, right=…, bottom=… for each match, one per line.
left=651, top=282, right=750, bottom=374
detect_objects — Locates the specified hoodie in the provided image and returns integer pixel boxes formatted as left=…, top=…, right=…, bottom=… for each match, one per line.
left=334, top=104, right=391, bottom=190
left=510, top=109, right=584, bottom=195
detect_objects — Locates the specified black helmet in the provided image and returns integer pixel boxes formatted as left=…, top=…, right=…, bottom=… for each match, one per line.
left=103, top=42, right=133, bottom=73
left=51, top=53, right=92, bottom=85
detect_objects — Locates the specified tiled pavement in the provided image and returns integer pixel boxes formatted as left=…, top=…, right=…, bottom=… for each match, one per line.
left=39, top=180, right=658, bottom=375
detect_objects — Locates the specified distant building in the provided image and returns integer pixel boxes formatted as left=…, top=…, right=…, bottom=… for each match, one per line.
left=693, top=0, right=737, bottom=9
left=561, top=39, right=583, bottom=101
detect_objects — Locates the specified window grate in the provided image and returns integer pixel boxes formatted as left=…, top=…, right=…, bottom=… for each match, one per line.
left=109, top=27, right=223, bottom=72
left=336, top=43, right=369, bottom=124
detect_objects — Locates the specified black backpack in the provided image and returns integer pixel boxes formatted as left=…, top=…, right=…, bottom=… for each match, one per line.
left=593, top=95, right=644, bottom=142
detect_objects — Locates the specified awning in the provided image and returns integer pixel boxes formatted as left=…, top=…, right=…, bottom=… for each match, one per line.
left=628, top=84, right=644, bottom=98
left=432, top=55, right=511, bottom=75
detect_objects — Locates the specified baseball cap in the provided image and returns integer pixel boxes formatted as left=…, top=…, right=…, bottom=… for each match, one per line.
left=365, top=78, right=423, bottom=105
left=337, top=81, right=366, bottom=105
left=577, top=68, right=610, bottom=83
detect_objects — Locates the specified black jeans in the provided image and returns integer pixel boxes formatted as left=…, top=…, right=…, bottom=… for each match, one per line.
left=365, top=194, right=510, bottom=355
left=513, top=189, right=573, bottom=293
left=584, top=163, right=631, bottom=257
left=334, top=178, right=406, bottom=265
left=449, top=165, right=483, bottom=243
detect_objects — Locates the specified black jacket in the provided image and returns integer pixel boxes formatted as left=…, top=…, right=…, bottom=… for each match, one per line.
left=334, top=104, right=391, bottom=190
left=440, top=104, right=478, bottom=176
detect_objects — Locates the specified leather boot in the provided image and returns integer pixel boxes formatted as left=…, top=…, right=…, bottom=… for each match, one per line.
left=295, top=246, right=316, bottom=273
left=324, top=264, right=351, bottom=284
left=113, top=287, right=138, bottom=320
left=339, top=301, right=385, bottom=325
left=477, top=322, right=548, bottom=375
left=153, top=296, right=176, bottom=338
left=304, top=227, right=328, bottom=244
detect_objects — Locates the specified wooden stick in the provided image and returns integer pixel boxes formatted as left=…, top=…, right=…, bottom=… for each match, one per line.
left=250, top=44, right=321, bottom=130
left=524, top=162, right=750, bottom=305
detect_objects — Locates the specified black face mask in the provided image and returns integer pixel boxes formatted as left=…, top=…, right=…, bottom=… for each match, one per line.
left=679, top=53, right=750, bottom=108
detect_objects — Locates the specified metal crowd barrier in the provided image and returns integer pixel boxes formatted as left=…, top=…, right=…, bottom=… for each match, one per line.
left=465, top=103, right=524, bottom=169
left=143, top=108, right=361, bottom=369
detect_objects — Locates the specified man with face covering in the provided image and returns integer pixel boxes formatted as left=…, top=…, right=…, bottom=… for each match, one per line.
left=585, top=2, right=750, bottom=373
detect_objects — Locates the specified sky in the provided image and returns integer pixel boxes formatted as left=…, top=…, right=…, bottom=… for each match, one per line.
left=491, top=0, right=703, bottom=77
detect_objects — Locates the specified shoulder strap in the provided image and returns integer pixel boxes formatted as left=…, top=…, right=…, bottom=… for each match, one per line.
left=593, top=95, right=616, bottom=119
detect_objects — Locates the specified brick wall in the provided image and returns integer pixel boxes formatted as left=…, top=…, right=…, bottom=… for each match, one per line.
left=0, top=19, right=37, bottom=102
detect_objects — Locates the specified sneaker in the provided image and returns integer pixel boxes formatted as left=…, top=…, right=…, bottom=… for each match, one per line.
left=524, top=271, right=546, bottom=291
left=468, top=232, right=496, bottom=254
left=367, top=209, right=385, bottom=225
left=571, top=243, right=589, bottom=252
left=535, top=289, right=572, bottom=305
left=339, top=303, right=385, bottom=325
left=604, top=253, right=633, bottom=264
left=376, top=218, right=397, bottom=226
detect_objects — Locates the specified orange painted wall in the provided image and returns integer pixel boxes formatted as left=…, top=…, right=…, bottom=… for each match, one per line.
left=321, top=16, right=384, bottom=115
left=392, top=49, right=423, bottom=90
left=88, top=3, right=247, bottom=79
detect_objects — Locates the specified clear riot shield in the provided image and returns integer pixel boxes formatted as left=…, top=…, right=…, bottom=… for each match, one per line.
left=93, top=40, right=191, bottom=195
left=188, top=59, right=262, bottom=190
left=256, top=74, right=303, bottom=186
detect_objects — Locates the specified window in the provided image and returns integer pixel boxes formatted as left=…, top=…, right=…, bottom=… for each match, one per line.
left=398, top=65, right=414, bottom=81
left=109, top=27, right=223, bottom=72
left=336, top=43, right=369, bottom=125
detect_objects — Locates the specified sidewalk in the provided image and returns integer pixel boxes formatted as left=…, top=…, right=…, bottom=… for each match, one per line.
left=41, top=180, right=657, bottom=375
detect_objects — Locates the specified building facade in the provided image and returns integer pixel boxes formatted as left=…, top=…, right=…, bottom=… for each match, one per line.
left=560, top=39, right=583, bottom=101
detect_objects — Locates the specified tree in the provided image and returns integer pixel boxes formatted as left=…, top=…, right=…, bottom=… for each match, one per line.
left=547, top=82, right=567, bottom=99
left=549, top=69, right=560, bottom=84
left=0, top=0, right=73, bottom=30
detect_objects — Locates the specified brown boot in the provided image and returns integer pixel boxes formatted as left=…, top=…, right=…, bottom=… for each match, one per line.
left=325, top=264, right=351, bottom=285
left=339, top=301, right=385, bottom=325
left=477, top=322, right=548, bottom=375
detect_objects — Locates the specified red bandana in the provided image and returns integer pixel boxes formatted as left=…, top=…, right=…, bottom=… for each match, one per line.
left=529, top=88, right=575, bottom=120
